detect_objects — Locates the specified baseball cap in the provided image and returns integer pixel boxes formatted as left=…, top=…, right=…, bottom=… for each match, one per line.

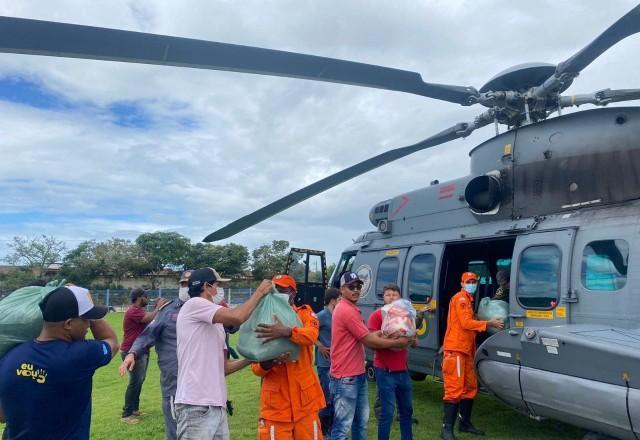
left=39, top=286, right=108, bottom=322
left=340, top=272, right=363, bottom=287
left=179, top=270, right=193, bottom=283
left=272, top=274, right=297, bottom=291
left=188, top=267, right=231, bottom=291
left=461, top=272, right=479, bottom=283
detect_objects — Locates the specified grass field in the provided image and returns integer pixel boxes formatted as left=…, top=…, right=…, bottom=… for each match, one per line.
left=1, top=312, right=585, bottom=439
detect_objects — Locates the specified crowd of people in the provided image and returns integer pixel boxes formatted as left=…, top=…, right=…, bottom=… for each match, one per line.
left=0, top=268, right=504, bottom=440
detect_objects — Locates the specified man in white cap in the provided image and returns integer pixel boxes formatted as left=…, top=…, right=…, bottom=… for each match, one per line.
left=0, top=285, right=119, bottom=439
left=175, top=267, right=272, bottom=440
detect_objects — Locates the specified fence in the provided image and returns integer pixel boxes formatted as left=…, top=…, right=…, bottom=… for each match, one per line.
left=92, top=288, right=253, bottom=311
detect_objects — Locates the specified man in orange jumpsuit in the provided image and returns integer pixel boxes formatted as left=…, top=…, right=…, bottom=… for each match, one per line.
left=440, top=272, right=503, bottom=440
left=252, top=274, right=326, bottom=440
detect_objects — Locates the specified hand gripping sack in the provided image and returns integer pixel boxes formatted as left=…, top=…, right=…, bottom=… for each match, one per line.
left=381, top=299, right=417, bottom=337
left=0, top=279, right=66, bottom=358
left=477, top=297, right=509, bottom=334
left=237, top=286, right=302, bottom=362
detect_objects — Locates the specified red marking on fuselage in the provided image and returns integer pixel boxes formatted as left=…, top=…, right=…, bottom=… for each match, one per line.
left=389, top=195, right=410, bottom=219
left=438, top=184, right=456, bottom=200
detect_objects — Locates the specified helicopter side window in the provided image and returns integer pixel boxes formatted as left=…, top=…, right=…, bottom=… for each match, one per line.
left=517, top=245, right=561, bottom=309
left=408, top=254, right=436, bottom=303
left=375, top=257, right=400, bottom=298
left=581, top=239, right=629, bottom=291
left=332, top=252, right=357, bottom=288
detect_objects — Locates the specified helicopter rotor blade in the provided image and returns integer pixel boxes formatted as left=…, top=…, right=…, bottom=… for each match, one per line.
left=560, top=88, right=640, bottom=108
left=556, top=4, right=640, bottom=77
left=0, top=16, right=478, bottom=105
left=202, top=112, right=495, bottom=242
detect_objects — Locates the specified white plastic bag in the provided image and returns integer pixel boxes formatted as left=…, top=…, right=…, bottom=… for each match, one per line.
left=381, top=299, right=417, bottom=337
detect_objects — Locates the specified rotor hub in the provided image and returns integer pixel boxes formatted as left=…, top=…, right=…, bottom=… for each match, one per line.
left=480, top=63, right=560, bottom=93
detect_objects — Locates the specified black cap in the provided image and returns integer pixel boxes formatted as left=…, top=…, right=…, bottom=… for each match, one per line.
left=39, top=286, right=108, bottom=322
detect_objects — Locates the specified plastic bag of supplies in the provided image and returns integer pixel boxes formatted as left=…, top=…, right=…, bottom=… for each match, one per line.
left=381, top=299, right=417, bottom=337
left=237, top=285, right=302, bottom=362
left=0, top=279, right=66, bottom=358
left=477, top=297, right=509, bottom=334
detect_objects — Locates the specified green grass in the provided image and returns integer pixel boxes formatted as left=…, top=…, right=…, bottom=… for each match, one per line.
left=1, top=312, right=584, bottom=439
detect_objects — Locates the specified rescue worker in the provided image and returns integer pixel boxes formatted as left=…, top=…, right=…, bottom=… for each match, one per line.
left=493, top=270, right=510, bottom=302
left=440, top=272, right=504, bottom=440
left=251, top=274, right=326, bottom=440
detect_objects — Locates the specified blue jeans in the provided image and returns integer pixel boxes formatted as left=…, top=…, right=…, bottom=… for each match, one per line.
left=375, top=368, right=413, bottom=440
left=175, top=404, right=228, bottom=440
left=162, top=395, right=177, bottom=440
left=121, top=351, right=149, bottom=417
left=329, top=374, right=369, bottom=440
left=317, top=366, right=332, bottom=418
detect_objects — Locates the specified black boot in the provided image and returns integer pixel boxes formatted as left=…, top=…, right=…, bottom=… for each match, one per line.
left=440, top=401, right=458, bottom=440
left=458, top=398, right=485, bottom=436
left=319, top=414, right=332, bottom=436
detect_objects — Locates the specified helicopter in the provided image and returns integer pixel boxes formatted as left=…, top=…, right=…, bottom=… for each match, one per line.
left=1, top=3, right=640, bottom=439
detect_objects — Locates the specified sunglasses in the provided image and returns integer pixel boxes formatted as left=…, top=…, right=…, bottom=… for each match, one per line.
left=345, top=283, right=363, bottom=291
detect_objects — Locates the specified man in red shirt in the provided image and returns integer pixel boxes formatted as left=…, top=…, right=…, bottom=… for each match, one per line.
left=120, top=288, right=166, bottom=423
left=368, top=284, right=414, bottom=440
left=330, top=272, right=412, bottom=440
left=440, top=272, right=503, bottom=440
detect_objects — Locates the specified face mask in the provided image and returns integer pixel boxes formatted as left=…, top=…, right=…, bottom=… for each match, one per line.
left=212, top=287, right=225, bottom=304
left=464, top=283, right=477, bottom=294
left=178, top=287, right=190, bottom=302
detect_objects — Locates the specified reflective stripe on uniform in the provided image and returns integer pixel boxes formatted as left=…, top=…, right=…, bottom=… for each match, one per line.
left=456, top=354, right=461, bottom=377
left=313, top=419, right=318, bottom=440
left=270, top=424, right=275, bottom=440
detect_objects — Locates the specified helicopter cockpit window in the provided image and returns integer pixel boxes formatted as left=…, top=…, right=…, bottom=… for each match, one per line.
left=376, top=257, right=400, bottom=298
left=408, top=254, right=436, bottom=303
left=581, top=239, right=629, bottom=291
left=332, top=253, right=357, bottom=288
left=517, top=245, right=561, bottom=309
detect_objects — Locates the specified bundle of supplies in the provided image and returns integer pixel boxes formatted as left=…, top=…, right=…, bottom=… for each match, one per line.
left=381, top=299, right=417, bottom=337
left=477, top=297, right=509, bottom=334
left=0, top=280, right=66, bottom=358
left=237, top=285, right=302, bottom=362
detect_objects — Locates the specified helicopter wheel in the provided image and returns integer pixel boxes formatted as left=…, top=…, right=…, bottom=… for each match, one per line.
left=366, top=362, right=376, bottom=382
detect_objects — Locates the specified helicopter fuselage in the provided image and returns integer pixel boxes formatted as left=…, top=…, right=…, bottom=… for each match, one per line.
left=330, top=106, right=640, bottom=439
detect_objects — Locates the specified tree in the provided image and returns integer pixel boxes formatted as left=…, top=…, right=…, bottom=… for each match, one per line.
left=0, top=267, right=37, bottom=293
left=184, top=243, right=249, bottom=278
left=4, top=235, right=66, bottom=276
left=61, top=239, right=151, bottom=287
left=135, top=232, right=191, bottom=272
left=251, top=240, right=289, bottom=280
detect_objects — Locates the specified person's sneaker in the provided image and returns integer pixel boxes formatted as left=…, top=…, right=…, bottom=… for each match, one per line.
left=121, top=416, right=140, bottom=425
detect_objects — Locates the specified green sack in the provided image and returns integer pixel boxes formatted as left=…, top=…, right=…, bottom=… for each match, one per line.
left=237, top=287, right=302, bottom=362
left=0, top=279, right=66, bottom=358
left=477, top=297, right=509, bottom=334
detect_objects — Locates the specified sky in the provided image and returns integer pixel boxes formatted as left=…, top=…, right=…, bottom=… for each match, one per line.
left=0, top=0, right=639, bottom=265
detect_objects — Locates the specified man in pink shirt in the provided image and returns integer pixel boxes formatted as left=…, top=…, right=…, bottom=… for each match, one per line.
left=175, top=267, right=272, bottom=440
left=330, top=272, right=412, bottom=440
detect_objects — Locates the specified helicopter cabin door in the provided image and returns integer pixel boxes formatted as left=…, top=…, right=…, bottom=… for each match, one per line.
left=510, top=228, right=576, bottom=328
left=403, top=244, right=443, bottom=353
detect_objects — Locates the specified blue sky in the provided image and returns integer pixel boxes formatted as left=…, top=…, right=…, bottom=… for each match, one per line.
left=0, top=0, right=639, bottom=265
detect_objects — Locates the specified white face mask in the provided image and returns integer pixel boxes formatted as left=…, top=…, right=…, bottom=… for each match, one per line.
left=178, top=287, right=190, bottom=302
left=212, top=287, right=225, bottom=304
left=464, top=283, right=477, bottom=294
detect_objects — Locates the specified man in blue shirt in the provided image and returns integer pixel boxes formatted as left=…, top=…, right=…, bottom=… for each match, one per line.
left=315, top=287, right=340, bottom=436
left=0, top=285, right=119, bottom=439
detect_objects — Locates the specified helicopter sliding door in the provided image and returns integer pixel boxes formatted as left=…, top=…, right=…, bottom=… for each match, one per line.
left=510, top=228, right=576, bottom=328
left=403, top=244, right=443, bottom=365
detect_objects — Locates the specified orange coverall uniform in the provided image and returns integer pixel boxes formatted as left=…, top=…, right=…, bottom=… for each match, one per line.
left=442, top=289, right=487, bottom=402
left=251, top=304, right=326, bottom=440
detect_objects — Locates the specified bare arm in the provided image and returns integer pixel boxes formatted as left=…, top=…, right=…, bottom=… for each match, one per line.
left=90, top=319, right=119, bottom=358
left=360, top=332, right=410, bottom=350
left=224, top=358, right=252, bottom=376
left=213, top=280, right=272, bottom=327
left=140, top=298, right=167, bottom=324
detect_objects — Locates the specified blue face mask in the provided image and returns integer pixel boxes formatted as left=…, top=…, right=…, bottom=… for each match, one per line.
left=464, top=283, right=477, bottom=294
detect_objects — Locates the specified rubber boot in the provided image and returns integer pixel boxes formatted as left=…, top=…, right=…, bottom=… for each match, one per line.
left=458, top=398, right=485, bottom=436
left=440, top=401, right=458, bottom=440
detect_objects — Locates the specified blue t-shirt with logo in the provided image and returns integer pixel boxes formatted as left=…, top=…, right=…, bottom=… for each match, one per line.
left=0, top=338, right=112, bottom=440
left=315, top=308, right=332, bottom=368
